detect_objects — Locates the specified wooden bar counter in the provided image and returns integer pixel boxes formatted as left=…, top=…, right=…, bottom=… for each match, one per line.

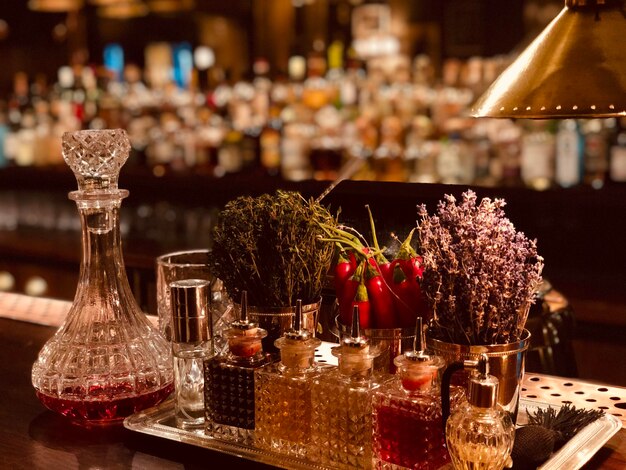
left=0, top=293, right=624, bottom=469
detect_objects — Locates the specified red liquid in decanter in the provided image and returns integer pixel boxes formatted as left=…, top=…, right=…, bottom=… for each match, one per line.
left=36, top=383, right=173, bottom=425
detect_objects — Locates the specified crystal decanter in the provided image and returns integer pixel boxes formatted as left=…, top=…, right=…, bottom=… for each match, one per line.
left=31, top=129, right=173, bottom=426
left=445, top=354, right=515, bottom=470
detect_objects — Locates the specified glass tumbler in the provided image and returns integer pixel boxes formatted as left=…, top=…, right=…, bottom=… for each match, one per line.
left=156, top=249, right=233, bottom=348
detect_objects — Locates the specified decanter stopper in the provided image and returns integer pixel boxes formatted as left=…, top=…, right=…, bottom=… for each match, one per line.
left=62, top=129, right=131, bottom=192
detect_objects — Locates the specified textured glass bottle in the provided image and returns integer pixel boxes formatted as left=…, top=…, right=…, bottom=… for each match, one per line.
left=204, top=291, right=272, bottom=445
left=311, top=306, right=388, bottom=469
left=171, top=279, right=213, bottom=430
left=446, top=354, right=515, bottom=470
left=372, top=319, right=463, bottom=470
left=31, top=129, right=173, bottom=426
left=254, top=300, right=332, bottom=458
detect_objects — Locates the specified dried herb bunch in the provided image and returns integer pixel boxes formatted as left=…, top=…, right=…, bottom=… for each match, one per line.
left=417, top=190, right=544, bottom=345
left=209, top=190, right=337, bottom=308
left=511, top=404, right=604, bottom=469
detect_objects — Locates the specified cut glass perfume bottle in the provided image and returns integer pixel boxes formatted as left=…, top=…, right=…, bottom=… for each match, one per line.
left=31, top=129, right=173, bottom=426
left=311, top=305, right=390, bottom=469
left=446, top=354, right=515, bottom=470
left=254, top=300, right=332, bottom=459
left=204, top=291, right=273, bottom=445
left=372, top=318, right=464, bottom=469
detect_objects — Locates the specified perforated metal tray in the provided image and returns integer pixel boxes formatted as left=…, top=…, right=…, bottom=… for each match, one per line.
left=522, top=373, right=626, bottom=426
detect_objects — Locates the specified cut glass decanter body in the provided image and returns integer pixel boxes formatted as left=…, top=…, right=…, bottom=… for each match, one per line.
left=446, top=403, right=514, bottom=470
left=31, top=129, right=173, bottom=426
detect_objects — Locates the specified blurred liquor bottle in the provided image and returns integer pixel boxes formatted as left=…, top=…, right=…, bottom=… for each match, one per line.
left=555, top=120, right=583, bottom=188
left=582, top=119, right=609, bottom=189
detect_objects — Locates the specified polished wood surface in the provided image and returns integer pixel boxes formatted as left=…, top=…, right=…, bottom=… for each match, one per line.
left=0, top=318, right=274, bottom=469
left=0, top=315, right=624, bottom=469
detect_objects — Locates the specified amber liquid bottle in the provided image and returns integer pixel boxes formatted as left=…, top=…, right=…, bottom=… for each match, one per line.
left=204, top=292, right=272, bottom=445
left=446, top=354, right=515, bottom=470
left=310, top=306, right=390, bottom=469
left=254, top=300, right=333, bottom=458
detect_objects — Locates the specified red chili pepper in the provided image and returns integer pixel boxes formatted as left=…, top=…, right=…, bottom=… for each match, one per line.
left=351, top=276, right=371, bottom=329
left=377, top=259, right=394, bottom=283
left=393, top=229, right=425, bottom=281
left=390, top=264, right=424, bottom=328
left=365, top=263, right=397, bottom=328
left=339, top=262, right=364, bottom=326
left=398, top=255, right=424, bottom=281
left=334, top=250, right=357, bottom=301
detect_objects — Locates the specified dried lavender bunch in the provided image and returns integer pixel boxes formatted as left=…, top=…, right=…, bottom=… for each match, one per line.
left=417, top=190, right=543, bottom=345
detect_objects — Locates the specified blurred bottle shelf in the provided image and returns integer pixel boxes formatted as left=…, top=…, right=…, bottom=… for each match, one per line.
left=2, top=55, right=626, bottom=190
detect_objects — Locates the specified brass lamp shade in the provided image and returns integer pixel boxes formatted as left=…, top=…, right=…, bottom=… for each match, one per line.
left=471, top=0, right=626, bottom=119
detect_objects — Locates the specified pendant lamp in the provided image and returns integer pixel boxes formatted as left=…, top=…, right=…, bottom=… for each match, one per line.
left=471, top=0, right=626, bottom=119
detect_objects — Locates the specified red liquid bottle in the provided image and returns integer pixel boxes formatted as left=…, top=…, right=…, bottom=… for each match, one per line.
left=372, top=318, right=464, bottom=469
left=31, top=130, right=173, bottom=427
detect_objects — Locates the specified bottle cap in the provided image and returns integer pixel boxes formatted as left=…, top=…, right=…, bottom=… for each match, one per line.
left=275, top=299, right=321, bottom=368
left=394, top=317, right=444, bottom=392
left=170, top=279, right=212, bottom=343
left=332, top=305, right=379, bottom=377
left=283, top=299, right=312, bottom=341
left=339, top=304, right=369, bottom=349
left=395, top=317, right=440, bottom=364
left=468, top=354, right=499, bottom=408
left=230, top=290, right=260, bottom=331
left=225, top=291, right=267, bottom=358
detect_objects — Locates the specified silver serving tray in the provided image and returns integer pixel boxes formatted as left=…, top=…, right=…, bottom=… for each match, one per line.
left=124, top=398, right=621, bottom=470
left=124, top=398, right=326, bottom=470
